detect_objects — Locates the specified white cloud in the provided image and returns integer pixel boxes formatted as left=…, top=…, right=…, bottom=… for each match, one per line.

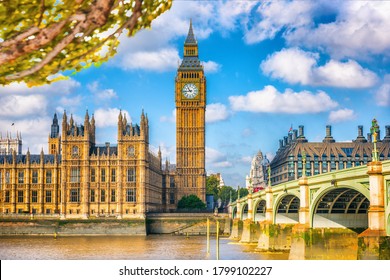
left=160, top=109, right=176, bottom=123
left=206, top=103, right=229, bottom=123
left=203, top=61, right=221, bottom=74
left=229, top=85, right=338, bottom=114
left=243, top=0, right=314, bottom=44
left=0, top=95, right=47, bottom=117
left=375, top=75, right=390, bottom=106
left=59, top=95, right=83, bottom=108
left=261, top=48, right=317, bottom=85
left=206, top=147, right=232, bottom=168
left=0, top=79, right=80, bottom=95
left=328, top=108, right=357, bottom=123
left=94, top=108, right=131, bottom=128
left=119, top=48, right=180, bottom=72
left=261, top=48, right=378, bottom=88
left=239, top=156, right=252, bottom=165
left=87, top=81, right=117, bottom=100
left=286, top=1, right=390, bottom=59
left=217, top=1, right=258, bottom=31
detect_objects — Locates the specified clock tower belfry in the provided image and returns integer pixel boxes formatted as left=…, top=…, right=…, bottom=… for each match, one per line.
left=175, top=20, right=206, bottom=203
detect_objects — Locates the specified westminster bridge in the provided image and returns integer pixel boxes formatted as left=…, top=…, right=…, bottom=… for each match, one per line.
left=228, top=160, right=390, bottom=259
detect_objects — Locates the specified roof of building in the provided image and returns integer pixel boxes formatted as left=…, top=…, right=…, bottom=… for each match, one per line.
left=0, top=154, right=61, bottom=164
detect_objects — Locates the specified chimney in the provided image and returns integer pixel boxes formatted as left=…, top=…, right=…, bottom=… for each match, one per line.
left=323, top=125, right=335, bottom=143
left=279, top=139, right=283, bottom=148
left=288, top=133, right=292, bottom=144
left=283, top=136, right=288, bottom=146
left=298, top=125, right=304, bottom=137
left=292, top=129, right=298, bottom=141
left=355, top=125, right=367, bottom=142
left=377, top=130, right=381, bottom=141
left=326, top=125, right=332, bottom=137
left=384, top=125, right=390, bottom=142
left=367, top=133, right=372, bottom=143
left=358, top=125, right=363, bottom=137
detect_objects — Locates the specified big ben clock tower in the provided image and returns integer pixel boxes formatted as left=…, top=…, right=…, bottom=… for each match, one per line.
left=175, top=20, right=206, bottom=203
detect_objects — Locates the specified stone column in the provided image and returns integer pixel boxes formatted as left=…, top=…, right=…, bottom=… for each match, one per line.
left=247, top=193, right=253, bottom=221
left=358, top=161, right=390, bottom=259
left=265, top=186, right=273, bottom=223
left=366, top=161, right=385, bottom=231
left=298, top=176, right=310, bottom=226
left=236, top=199, right=241, bottom=221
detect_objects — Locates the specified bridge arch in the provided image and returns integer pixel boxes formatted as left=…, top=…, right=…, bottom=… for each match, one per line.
left=240, top=202, right=248, bottom=220
left=310, top=184, right=369, bottom=229
left=274, top=191, right=300, bottom=224
left=232, top=205, right=237, bottom=219
left=253, top=199, right=266, bottom=222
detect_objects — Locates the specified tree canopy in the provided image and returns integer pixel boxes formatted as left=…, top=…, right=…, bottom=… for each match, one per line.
left=177, top=195, right=206, bottom=209
left=0, top=0, right=172, bottom=86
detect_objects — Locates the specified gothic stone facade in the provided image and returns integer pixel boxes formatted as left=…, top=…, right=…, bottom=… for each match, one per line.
left=0, top=111, right=167, bottom=218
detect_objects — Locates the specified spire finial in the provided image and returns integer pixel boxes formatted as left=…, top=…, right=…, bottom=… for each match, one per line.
left=185, top=19, right=197, bottom=45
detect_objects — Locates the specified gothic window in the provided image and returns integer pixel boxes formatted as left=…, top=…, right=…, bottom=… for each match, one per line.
left=126, top=188, right=136, bottom=202
left=46, top=170, right=52, bottom=184
left=169, top=193, right=175, bottom=204
left=91, top=168, right=96, bottom=182
left=90, top=189, right=95, bottom=202
left=32, top=170, right=38, bottom=184
left=70, top=167, right=80, bottom=183
left=72, top=146, right=79, bottom=156
left=5, top=191, right=10, bottom=202
left=18, top=190, right=24, bottom=203
left=45, top=190, right=52, bottom=203
left=101, top=190, right=105, bottom=202
left=31, top=191, right=38, bottom=203
left=101, top=168, right=106, bottom=182
left=111, top=169, right=116, bottom=182
left=127, top=146, right=135, bottom=157
left=5, top=171, right=10, bottom=184
left=18, top=171, right=24, bottom=184
left=111, top=190, right=116, bottom=202
left=0, top=172, right=2, bottom=189
left=70, top=188, right=80, bottom=202
left=127, top=168, right=136, bottom=182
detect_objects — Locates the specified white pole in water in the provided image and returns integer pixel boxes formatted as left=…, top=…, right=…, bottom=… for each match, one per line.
left=216, top=220, right=220, bottom=260
left=207, top=218, right=210, bottom=254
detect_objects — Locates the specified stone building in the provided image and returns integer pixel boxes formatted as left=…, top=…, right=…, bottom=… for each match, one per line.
left=245, top=150, right=269, bottom=191
left=0, top=110, right=166, bottom=218
left=270, top=124, right=390, bottom=186
left=0, top=131, right=22, bottom=155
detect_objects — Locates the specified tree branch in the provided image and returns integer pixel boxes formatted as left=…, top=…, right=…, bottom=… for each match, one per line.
left=4, top=0, right=118, bottom=80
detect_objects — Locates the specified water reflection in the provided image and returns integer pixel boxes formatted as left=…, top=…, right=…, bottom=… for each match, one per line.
left=0, top=235, right=288, bottom=260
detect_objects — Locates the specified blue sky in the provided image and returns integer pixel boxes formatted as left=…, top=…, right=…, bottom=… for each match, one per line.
left=1, top=0, right=390, bottom=187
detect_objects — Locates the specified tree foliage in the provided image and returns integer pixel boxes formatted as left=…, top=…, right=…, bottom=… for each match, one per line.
left=206, top=176, right=219, bottom=197
left=177, top=195, right=206, bottom=209
left=0, top=0, right=172, bottom=86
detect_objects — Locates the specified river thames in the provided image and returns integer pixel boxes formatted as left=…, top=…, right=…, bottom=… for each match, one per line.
left=0, top=235, right=289, bottom=260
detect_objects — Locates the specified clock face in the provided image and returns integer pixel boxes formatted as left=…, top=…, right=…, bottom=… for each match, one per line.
left=182, top=83, right=198, bottom=99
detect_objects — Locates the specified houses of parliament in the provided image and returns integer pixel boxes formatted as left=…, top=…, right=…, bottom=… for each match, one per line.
left=0, top=22, right=206, bottom=218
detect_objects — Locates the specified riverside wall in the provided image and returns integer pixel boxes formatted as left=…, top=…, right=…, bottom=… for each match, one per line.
left=0, top=213, right=229, bottom=236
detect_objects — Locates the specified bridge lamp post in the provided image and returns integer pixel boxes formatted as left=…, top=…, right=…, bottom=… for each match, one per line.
left=370, top=118, right=379, bottom=162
